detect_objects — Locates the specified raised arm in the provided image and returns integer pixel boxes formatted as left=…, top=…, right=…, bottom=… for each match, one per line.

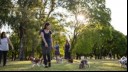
left=8, top=38, right=14, bottom=50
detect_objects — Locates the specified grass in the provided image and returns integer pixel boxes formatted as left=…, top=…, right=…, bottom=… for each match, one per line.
left=0, top=59, right=127, bottom=71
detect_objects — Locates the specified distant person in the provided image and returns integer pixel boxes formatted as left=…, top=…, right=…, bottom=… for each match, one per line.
left=108, top=50, right=112, bottom=60
left=54, top=42, right=60, bottom=63
left=40, top=22, right=53, bottom=68
left=0, top=32, right=14, bottom=66
left=64, top=40, right=71, bottom=59
left=0, top=31, right=1, bottom=45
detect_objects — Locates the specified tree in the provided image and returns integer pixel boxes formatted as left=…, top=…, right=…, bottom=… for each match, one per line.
left=110, top=30, right=127, bottom=59
left=0, top=0, right=64, bottom=60
left=0, top=0, right=13, bottom=28
left=1, top=0, right=126, bottom=60
left=56, top=0, right=111, bottom=56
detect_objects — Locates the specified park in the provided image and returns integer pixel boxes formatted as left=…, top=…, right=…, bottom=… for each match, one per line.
left=0, top=0, right=127, bottom=71
left=0, top=59, right=127, bottom=71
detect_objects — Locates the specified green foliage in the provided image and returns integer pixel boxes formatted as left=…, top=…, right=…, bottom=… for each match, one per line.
left=111, top=30, right=127, bottom=57
left=0, top=0, right=127, bottom=59
left=0, top=0, right=13, bottom=27
left=73, top=23, right=127, bottom=58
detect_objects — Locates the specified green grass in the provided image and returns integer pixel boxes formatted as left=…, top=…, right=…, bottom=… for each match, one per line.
left=0, top=59, right=127, bottom=71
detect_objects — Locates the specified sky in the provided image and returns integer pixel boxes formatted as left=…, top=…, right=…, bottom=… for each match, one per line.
left=106, top=0, right=127, bottom=35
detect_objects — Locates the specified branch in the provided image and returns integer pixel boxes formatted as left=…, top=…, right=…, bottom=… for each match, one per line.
left=43, top=0, right=48, bottom=13
left=45, top=0, right=56, bottom=22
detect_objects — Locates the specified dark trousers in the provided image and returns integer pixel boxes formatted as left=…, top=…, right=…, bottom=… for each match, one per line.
left=65, top=51, right=71, bottom=59
left=43, top=53, right=51, bottom=66
left=0, top=51, right=8, bottom=66
left=42, top=43, right=51, bottom=66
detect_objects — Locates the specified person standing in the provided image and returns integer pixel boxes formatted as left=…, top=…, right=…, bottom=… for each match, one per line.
left=0, top=32, right=14, bottom=66
left=64, top=40, right=71, bottom=59
left=54, top=42, right=60, bottom=63
left=108, top=50, right=112, bottom=60
left=40, top=22, right=53, bottom=68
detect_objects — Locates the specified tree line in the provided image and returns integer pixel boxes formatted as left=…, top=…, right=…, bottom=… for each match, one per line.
left=0, top=0, right=127, bottom=60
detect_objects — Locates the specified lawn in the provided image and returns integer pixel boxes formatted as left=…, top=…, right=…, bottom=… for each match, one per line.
left=0, top=59, right=127, bottom=71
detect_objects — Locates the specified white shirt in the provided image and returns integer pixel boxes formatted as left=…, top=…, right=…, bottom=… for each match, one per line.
left=0, top=38, right=9, bottom=51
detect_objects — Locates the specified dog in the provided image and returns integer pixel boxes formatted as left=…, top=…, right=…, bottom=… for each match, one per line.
left=79, top=59, right=89, bottom=69
left=119, top=56, right=127, bottom=68
left=79, top=56, right=89, bottom=69
left=29, top=56, right=43, bottom=67
left=56, top=56, right=63, bottom=63
left=68, top=58, right=73, bottom=63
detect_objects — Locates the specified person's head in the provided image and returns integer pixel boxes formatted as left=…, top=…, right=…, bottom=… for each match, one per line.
left=44, top=22, right=51, bottom=30
left=1, top=32, right=6, bottom=39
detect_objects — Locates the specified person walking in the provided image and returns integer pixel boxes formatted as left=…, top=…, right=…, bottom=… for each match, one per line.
left=0, top=32, right=14, bottom=66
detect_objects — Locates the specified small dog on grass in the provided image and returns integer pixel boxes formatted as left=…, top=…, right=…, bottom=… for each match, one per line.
left=68, top=58, right=73, bottom=63
left=56, top=56, right=63, bottom=63
left=119, top=56, right=127, bottom=68
left=79, top=56, right=89, bottom=69
left=29, top=56, right=43, bottom=67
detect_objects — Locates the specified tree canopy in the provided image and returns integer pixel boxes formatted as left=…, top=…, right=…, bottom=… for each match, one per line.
left=0, top=0, right=127, bottom=60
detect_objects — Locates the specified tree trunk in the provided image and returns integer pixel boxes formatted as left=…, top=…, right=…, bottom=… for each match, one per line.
left=31, top=38, right=35, bottom=57
left=11, top=51, right=14, bottom=61
left=19, top=38, right=23, bottom=60
left=75, top=53, right=77, bottom=60
left=117, top=54, right=120, bottom=59
left=99, top=53, right=102, bottom=59
left=98, top=54, right=100, bottom=59
left=95, top=55, right=98, bottom=59
left=95, top=55, right=97, bottom=59
left=113, top=54, right=115, bottom=59
left=19, top=24, right=25, bottom=61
